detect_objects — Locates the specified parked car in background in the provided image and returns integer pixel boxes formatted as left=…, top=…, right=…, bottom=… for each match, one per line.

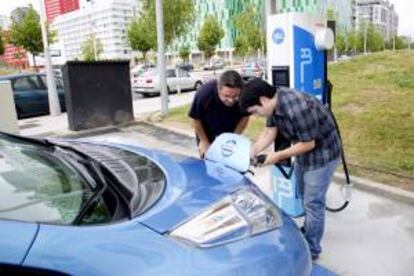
left=203, top=59, right=225, bottom=71
left=0, top=73, right=66, bottom=119
left=177, top=62, right=194, bottom=72
left=338, top=54, right=351, bottom=61
left=132, top=68, right=203, bottom=96
left=39, top=67, right=62, bottom=77
left=0, top=132, right=312, bottom=275
left=240, top=59, right=265, bottom=80
left=130, top=63, right=155, bottom=77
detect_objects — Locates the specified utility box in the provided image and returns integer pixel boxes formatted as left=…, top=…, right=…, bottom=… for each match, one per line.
left=62, top=61, right=134, bottom=131
left=0, top=81, right=19, bottom=134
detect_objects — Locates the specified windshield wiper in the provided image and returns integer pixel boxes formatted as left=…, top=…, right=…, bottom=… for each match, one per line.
left=0, top=132, right=54, bottom=148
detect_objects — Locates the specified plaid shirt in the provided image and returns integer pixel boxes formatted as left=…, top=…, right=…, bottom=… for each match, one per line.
left=267, top=88, right=341, bottom=170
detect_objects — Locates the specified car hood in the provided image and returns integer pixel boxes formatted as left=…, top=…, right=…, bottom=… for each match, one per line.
left=82, top=138, right=251, bottom=234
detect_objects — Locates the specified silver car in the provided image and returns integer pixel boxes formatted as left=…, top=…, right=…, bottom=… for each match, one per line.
left=132, top=68, right=203, bottom=96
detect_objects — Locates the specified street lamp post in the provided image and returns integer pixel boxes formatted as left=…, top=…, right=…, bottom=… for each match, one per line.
left=156, top=0, right=168, bottom=115
left=38, top=0, right=61, bottom=116
left=363, top=16, right=368, bottom=55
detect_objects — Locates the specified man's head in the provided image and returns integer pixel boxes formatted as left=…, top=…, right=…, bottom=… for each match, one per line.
left=217, top=70, right=243, bottom=107
left=239, top=78, right=277, bottom=117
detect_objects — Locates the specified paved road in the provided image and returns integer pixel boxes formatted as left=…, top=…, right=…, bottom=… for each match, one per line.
left=89, top=123, right=414, bottom=276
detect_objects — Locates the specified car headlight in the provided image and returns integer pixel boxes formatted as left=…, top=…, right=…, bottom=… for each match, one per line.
left=169, top=186, right=282, bottom=248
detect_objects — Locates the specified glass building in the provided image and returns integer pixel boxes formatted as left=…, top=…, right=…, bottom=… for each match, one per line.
left=171, top=0, right=264, bottom=56
left=327, top=0, right=354, bottom=32
left=172, top=0, right=333, bottom=61
left=275, top=0, right=327, bottom=13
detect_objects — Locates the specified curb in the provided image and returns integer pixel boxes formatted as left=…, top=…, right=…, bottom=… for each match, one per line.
left=333, top=173, right=414, bottom=206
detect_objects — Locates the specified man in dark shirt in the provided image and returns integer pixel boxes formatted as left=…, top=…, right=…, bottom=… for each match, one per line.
left=239, top=79, right=341, bottom=260
left=188, top=70, right=249, bottom=157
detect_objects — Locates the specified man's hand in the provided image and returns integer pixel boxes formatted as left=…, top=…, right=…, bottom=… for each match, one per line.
left=198, top=141, right=210, bottom=158
left=250, top=146, right=258, bottom=160
left=264, top=151, right=283, bottom=165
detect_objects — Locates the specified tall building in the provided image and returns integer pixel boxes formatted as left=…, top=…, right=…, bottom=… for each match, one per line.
left=173, top=0, right=265, bottom=61
left=52, top=0, right=138, bottom=61
left=174, top=0, right=331, bottom=61
left=327, top=0, right=354, bottom=32
left=274, top=0, right=327, bottom=14
left=0, top=30, right=29, bottom=68
left=355, top=0, right=399, bottom=40
left=44, top=0, right=80, bottom=22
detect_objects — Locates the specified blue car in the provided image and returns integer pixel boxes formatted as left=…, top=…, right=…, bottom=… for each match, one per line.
left=0, top=73, right=66, bottom=119
left=0, top=133, right=312, bottom=275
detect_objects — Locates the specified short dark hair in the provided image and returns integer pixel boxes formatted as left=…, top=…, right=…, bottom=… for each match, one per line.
left=218, top=70, right=243, bottom=89
left=239, top=78, right=277, bottom=114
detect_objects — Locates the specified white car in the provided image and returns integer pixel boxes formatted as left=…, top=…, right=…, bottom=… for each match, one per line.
left=132, top=68, right=203, bottom=96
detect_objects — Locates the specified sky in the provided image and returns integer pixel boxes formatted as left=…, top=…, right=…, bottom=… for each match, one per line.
left=0, top=0, right=413, bottom=37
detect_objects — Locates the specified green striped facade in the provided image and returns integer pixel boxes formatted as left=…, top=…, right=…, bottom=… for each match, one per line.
left=276, top=0, right=327, bottom=13
left=171, top=0, right=265, bottom=53
left=171, top=0, right=328, bottom=54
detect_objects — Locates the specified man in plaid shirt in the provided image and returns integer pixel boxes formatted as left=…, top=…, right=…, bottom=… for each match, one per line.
left=239, top=79, right=341, bottom=260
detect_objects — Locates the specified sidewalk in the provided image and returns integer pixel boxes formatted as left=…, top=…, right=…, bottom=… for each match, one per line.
left=18, top=91, right=195, bottom=137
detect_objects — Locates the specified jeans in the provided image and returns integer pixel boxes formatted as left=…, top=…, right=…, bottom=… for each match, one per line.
left=295, top=158, right=340, bottom=258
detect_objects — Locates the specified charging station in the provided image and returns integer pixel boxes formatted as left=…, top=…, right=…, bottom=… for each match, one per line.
left=266, top=12, right=334, bottom=217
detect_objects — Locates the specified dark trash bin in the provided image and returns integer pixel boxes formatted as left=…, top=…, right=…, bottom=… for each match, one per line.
left=62, top=60, right=134, bottom=131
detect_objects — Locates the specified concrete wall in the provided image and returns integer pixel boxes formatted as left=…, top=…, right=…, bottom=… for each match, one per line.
left=0, top=81, right=19, bottom=134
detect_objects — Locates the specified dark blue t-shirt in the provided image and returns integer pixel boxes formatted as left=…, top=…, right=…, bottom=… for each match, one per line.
left=188, top=80, right=247, bottom=143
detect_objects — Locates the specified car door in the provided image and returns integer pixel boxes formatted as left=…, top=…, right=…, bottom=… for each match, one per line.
left=178, top=69, right=193, bottom=90
left=11, top=75, right=46, bottom=117
left=166, top=69, right=177, bottom=92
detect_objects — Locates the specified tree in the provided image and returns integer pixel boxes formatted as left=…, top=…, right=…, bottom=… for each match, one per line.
left=10, top=7, right=31, bottom=24
left=0, top=27, right=5, bottom=56
left=141, top=0, right=194, bottom=47
left=9, top=5, right=56, bottom=70
left=233, top=5, right=263, bottom=59
left=127, top=14, right=155, bottom=62
left=335, top=32, right=347, bottom=55
left=234, top=36, right=249, bottom=58
left=179, top=45, right=190, bottom=62
left=394, top=36, right=407, bottom=50
left=197, top=16, right=225, bottom=60
left=81, top=35, right=104, bottom=61
left=357, top=23, right=384, bottom=53
left=346, top=31, right=358, bottom=55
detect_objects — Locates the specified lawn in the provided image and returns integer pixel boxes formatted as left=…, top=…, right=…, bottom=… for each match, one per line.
left=163, top=51, right=414, bottom=190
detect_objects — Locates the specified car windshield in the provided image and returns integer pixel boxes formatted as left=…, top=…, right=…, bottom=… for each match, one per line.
left=244, top=61, right=258, bottom=68
left=0, top=134, right=95, bottom=225
left=142, top=69, right=158, bottom=77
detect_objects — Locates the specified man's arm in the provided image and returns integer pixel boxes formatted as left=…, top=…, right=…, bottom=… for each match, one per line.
left=191, top=119, right=210, bottom=158
left=251, top=127, right=277, bottom=157
left=234, top=116, right=250, bottom=134
left=264, top=140, right=315, bottom=165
